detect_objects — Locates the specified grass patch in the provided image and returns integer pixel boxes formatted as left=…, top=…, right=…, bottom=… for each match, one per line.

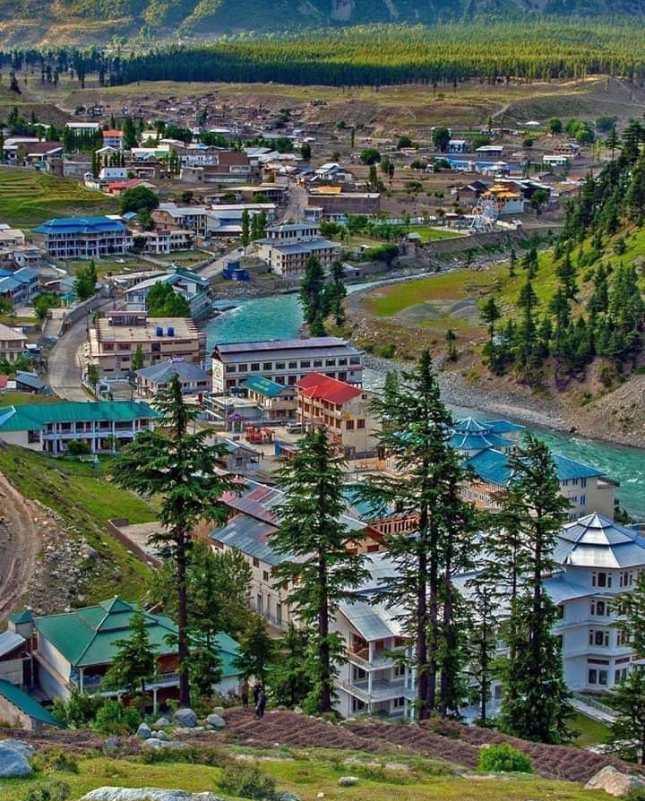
left=0, top=444, right=155, bottom=601
left=571, top=713, right=611, bottom=748
left=0, top=751, right=616, bottom=801
left=0, top=391, right=61, bottom=407
left=64, top=257, right=151, bottom=279
left=0, top=167, right=116, bottom=227
left=407, top=226, right=465, bottom=243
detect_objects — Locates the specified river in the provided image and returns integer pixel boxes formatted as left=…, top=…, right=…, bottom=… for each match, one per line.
left=206, top=292, right=645, bottom=519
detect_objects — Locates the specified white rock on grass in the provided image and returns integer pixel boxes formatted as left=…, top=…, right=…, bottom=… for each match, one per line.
left=173, top=708, right=198, bottom=728
left=154, top=717, right=171, bottom=728
left=337, top=776, right=359, bottom=787
left=585, top=765, right=645, bottom=797
left=206, top=713, right=226, bottom=729
left=81, top=789, right=224, bottom=801
left=0, top=740, right=33, bottom=778
left=141, top=738, right=188, bottom=751
left=136, top=723, right=152, bottom=740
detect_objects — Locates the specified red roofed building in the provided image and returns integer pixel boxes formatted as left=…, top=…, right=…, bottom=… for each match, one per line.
left=102, top=130, right=124, bottom=150
left=297, top=372, right=378, bottom=457
left=105, top=178, right=143, bottom=196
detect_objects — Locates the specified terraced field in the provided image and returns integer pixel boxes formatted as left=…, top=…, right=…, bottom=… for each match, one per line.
left=0, top=167, right=116, bottom=227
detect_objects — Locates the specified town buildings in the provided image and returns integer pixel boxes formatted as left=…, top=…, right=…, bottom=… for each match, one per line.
left=89, top=310, right=205, bottom=377
left=243, top=375, right=297, bottom=420
left=135, top=359, right=210, bottom=400
left=123, top=268, right=211, bottom=320
left=297, top=372, right=378, bottom=457
left=212, top=337, right=364, bottom=394
left=0, top=267, right=40, bottom=304
left=0, top=322, right=27, bottom=363
left=254, top=222, right=341, bottom=279
left=307, top=188, right=381, bottom=218
left=0, top=400, right=159, bottom=454
left=5, top=598, right=241, bottom=709
left=152, top=204, right=209, bottom=235
left=34, top=216, right=133, bottom=259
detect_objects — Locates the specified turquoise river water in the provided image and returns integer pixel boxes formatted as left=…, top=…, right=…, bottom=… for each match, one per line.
left=206, top=292, right=645, bottom=519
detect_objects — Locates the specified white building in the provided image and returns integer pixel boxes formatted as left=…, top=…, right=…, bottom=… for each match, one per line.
left=254, top=222, right=341, bottom=279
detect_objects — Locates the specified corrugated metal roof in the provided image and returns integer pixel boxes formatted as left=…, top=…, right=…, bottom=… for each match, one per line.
left=0, top=680, right=61, bottom=727
left=243, top=375, right=287, bottom=398
left=135, top=360, right=209, bottom=383
left=210, top=514, right=284, bottom=566
left=554, top=514, right=645, bottom=569
left=0, top=631, right=25, bottom=658
left=0, top=400, right=159, bottom=432
left=466, top=448, right=604, bottom=487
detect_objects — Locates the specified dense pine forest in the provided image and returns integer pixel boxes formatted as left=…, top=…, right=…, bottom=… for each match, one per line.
left=481, top=120, right=645, bottom=387
left=1, top=21, right=644, bottom=87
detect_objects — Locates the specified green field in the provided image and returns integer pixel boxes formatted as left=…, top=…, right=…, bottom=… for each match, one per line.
left=0, top=391, right=61, bottom=407
left=0, top=445, right=155, bottom=601
left=408, top=226, right=465, bottom=243
left=571, top=713, right=611, bottom=748
left=0, top=751, right=613, bottom=801
left=0, top=168, right=116, bottom=227
left=65, top=256, right=152, bottom=278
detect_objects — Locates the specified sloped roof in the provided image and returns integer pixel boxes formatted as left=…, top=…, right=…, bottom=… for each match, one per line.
left=0, top=680, right=61, bottom=727
left=466, top=448, right=604, bottom=487
left=35, top=596, right=177, bottom=668
left=0, top=401, right=158, bottom=432
left=135, top=359, right=209, bottom=384
left=553, top=513, right=645, bottom=569
left=243, top=375, right=288, bottom=398
left=449, top=431, right=512, bottom=451
left=0, top=630, right=25, bottom=658
left=34, top=217, right=126, bottom=235
left=298, top=372, right=361, bottom=405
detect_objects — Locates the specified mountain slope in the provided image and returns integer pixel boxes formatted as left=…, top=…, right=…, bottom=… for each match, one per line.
left=0, top=0, right=643, bottom=43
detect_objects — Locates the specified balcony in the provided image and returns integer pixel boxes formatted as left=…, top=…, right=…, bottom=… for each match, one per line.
left=347, top=647, right=401, bottom=671
left=339, top=678, right=415, bottom=703
left=80, top=672, right=180, bottom=695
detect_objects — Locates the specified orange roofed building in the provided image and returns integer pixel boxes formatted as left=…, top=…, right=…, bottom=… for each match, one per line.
left=297, top=372, right=378, bottom=458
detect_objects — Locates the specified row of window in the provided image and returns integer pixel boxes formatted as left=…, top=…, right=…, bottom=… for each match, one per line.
left=225, top=356, right=361, bottom=373
left=588, top=667, right=630, bottom=686
left=561, top=478, right=588, bottom=487
left=588, top=628, right=630, bottom=647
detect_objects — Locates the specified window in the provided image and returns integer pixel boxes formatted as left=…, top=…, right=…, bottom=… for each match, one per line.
left=352, top=697, right=366, bottom=713
left=252, top=557, right=259, bottom=568
left=556, top=604, right=564, bottom=619
left=300, top=360, right=310, bottom=368
left=596, top=601, right=605, bottom=616
left=276, top=603, right=282, bottom=624
left=325, top=359, right=336, bottom=367
left=346, top=420, right=354, bottom=430
left=238, top=364, right=248, bottom=373
left=357, top=419, right=365, bottom=429
left=593, top=572, right=611, bottom=588
left=581, top=478, right=587, bottom=488
left=288, top=361, right=297, bottom=369
left=580, top=495, right=586, bottom=506
left=349, top=356, right=361, bottom=365
left=352, top=666, right=367, bottom=681
left=338, top=358, right=347, bottom=366
left=394, top=663, right=405, bottom=678
left=251, top=363, right=260, bottom=371
left=276, top=362, right=285, bottom=370
left=588, top=669, right=597, bottom=684
left=263, top=362, right=273, bottom=371
left=313, top=359, right=323, bottom=368
left=589, top=630, right=609, bottom=647
left=262, top=571, right=269, bottom=582
left=392, top=697, right=405, bottom=709
left=598, top=670, right=608, bottom=686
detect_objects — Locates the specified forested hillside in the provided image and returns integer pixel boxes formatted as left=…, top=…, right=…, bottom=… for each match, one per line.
left=0, top=0, right=643, bottom=45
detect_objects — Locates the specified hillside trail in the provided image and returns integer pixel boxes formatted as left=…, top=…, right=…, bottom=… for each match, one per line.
left=492, top=100, right=512, bottom=120
left=0, top=471, right=41, bottom=620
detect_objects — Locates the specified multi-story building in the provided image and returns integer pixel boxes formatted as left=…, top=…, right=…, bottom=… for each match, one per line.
left=0, top=267, right=40, bottom=304
left=254, top=222, right=341, bottom=279
left=297, top=372, right=378, bottom=457
left=206, top=204, right=276, bottom=237
left=243, top=375, right=297, bottom=421
left=179, top=149, right=257, bottom=182
left=152, top=204, right=209, bottom=235
left=34, top=216, right=133, bottom=259
left=212, top=337, right=363, bottom=394
left=6, top=597, right=242, bottom=709
left=102, top=130, right=124, bottom=150
left=0, top=322, right=27, bottom=362
left=0, top=400, right=159, bottom=454
left=135, top=359, right=210, bottom=400
left=136, top=229, right=194, bottom=255
left=88, top=310, right=205, bottom=377
left=123, top=268, right=210, bottom=320
left=307, top=188, right=381, bottom=217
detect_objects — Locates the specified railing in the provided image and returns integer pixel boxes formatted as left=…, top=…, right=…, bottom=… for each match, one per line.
left=572, top=692, right=618, bottom=719
left=79, top=672, right=180, bottom=694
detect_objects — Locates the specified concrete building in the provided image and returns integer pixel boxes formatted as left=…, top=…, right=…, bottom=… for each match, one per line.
left=0, top=322, right=27, bottom=363
left=0, top=267, right=40, bottom=304
left=297, top=372, right=378, bottom=457
left=152, top=204, right=209, bottom=235
left=206, top=204, right=276, bottom=237
left=307, top=188, right=381, bottom=217
left=136, top=228, right=194, bottom=255
left=135, top=359, right=210, bottom=400
left=0, top=400, right=158, bottom=454
left=255, top=222, right=341, bottom=279
left=34, top=216, right=133, bottom=259
left=243, top=374, right=297, bottom=421
left=102, top=130, right=124, bottom=150
left=212, top=337, right=363, bottom=394
left=6, top=598, right=241, bottom=708
left=123, top=268, right=210, bottom=319
left=89, top=310, right=205, bottom=377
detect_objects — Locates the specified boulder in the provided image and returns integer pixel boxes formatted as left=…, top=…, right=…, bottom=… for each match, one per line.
left=155, top=730, right=170, bottom=742
left=141, top=738, right=188, bottom=751
left=81, top=789, right=224, bottom=801
left=206, top=713, right=226, bottom=730
left=211, top=706, right=225, bottom=715
left=136, top=723, right=152, bottom=740
left=585, top=765, right=645, bottom=797
left=173, top=708, right=198, bottom=728
left=277, top=794, right=301, bottom=801
left=154, top=717, right=171, bottom=728
left=338, top=776, right=359, bottom=787
left=103, top=736, right=121, bottom=753
left=0, top=740, right=33, bottom=778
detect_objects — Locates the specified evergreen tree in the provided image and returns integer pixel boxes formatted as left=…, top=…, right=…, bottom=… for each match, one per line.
left=103, top=607, right=156, bottom=705
left=588, top=264, right=609, bottom=315
left=362, top=352, right=477, bottom=718
left=497, top=436, right=573, bottom=744
left=516, top=276, right=541, bottom=383
left=480, top=296, right=501, bottom=373
left=325, top=261, right=346, bottom=326
left=241, top=209, right=251, bottom=247
left=464, top=581, right=497, bottom=724
left=269, top=624, right=311, bottom=708
left=111, top=377, right=235, bottom=706
left=610, top=670, right=645, bottom=764
left=555, top=249, right=577, bottom=300
left=445, top=328, right=458, bottom=362
left=235, top=613, right=274, bottom=685
left=300, top=256, right=327, bottom=331
left=271, top=429, right=368, bottom=713
left=521, top=247, right=539, bottom=278
left=146, top=282, right=191, bottom=317
left=131, top=344, right=144, bottom=372
left=122, top=116, right=138, bottom=149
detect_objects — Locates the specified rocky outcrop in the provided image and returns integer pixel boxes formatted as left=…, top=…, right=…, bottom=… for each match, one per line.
left=173, top=708, right=197, bottom=728
left=585, top=765, right=645, bottom=797
left=81, top=789, right=224, bottom=801
left=0, top=740, right=34, bottom=778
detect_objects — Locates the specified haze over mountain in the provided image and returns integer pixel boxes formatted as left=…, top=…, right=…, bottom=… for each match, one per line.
left=0, top=0, right=643, bottom=45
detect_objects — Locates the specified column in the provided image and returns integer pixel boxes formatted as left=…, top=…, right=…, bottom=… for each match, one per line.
left=79, top=667, right=84, bottom=693
left=367, top=671, right=373, bottom=715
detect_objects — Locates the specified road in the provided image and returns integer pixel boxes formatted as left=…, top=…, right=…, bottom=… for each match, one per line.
left=45, top=303, right=111, bottom=401
left=0, top=474, right=40, bottom=620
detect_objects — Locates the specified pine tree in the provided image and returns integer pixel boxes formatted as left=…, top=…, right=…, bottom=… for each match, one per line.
left=131, top=344, right=144, bottom=372
left=122, top=116, right=138, bottom=149
left=464, top=581, right=497, bottom=724
left=269, top=624, right=311, bottom=708
left=300, top=256, right=327, bottom=330
left=235, top=613, right=274, bottom=685
left=555, top=249, right=577, bottom=300
left=111, top=377, right=235, bottom=706
left=103, top=607, right=156, bottom=705
left=497, top=436, right=573, bottom=744
left=516, top=276, right=541, bottom=382
left=241, top=209, right=251, bottom=247
left=610, top=669, right=645, bottom=764
left=480, top=296, right=501, bottom=373
left=271, top=429, right=368, bottom=713
left=362, top=351, right=477, bottom=718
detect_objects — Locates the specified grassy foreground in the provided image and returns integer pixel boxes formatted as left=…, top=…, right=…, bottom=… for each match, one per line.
left=0, top=444, right=155, bottom=601
left=0, top=750, right=614, bottom=801
left=0, top=168, right=116, bottom=227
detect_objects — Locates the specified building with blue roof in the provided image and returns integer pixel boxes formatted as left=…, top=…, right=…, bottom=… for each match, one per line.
left=34, top=216, right=133, bottom=259
left=0, top=267, right=40, bottom=303
left=135, top=358, right=210, bottom=399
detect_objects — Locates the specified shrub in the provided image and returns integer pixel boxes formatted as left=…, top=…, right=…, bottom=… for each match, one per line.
left=52, top=690, right=103, bottom=728
left=24, top=781, right=70, bottom=801
left=141, top=745, right=228, bottom=766
left=218, top=763, right=277, bottom=800
left=38, top=750, right=79, bottom=773
left=478, top=743, right=533, bottom=773
left=92, top=699, right=140, bottom=735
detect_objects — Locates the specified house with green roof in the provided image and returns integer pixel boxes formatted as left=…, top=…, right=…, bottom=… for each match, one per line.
left=243, top=375, right=297, bottom=420
left=8, top=597, right=241, bottom=710
left=0, top=400, right=159, bottom=455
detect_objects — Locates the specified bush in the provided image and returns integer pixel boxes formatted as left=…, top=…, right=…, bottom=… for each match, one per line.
left=24, top=781, right=70, bottom=801
left=36, top=750, right=79, bottom=774
left=92, top=699, right=140, bottom=735
left=218, top=763, right=277, bottom=800
left=141, top=745, right=227, bottom=766
left=478, top=743, right=533, bottom=773
left=52, top=690, right=103, bottom=728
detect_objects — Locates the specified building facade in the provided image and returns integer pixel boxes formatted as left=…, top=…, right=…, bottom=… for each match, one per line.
left=212, top=337, right=363, bottom=394
left=34, top=217, right=133, bottom=259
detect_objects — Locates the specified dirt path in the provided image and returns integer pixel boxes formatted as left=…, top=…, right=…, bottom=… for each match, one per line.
left=0, top=473, right=41, bottom=619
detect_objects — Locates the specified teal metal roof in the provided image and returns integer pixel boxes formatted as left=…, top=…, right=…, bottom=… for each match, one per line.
left=243, top=375, right=287, bottom=398
left=0, top=401, right=159, bottom=432
left=466, top=448, right=603, bottom=487
left=0, top=679, right=62, bottom=727
left=9, top=609, right=34, bottom=625
left=215, top=631, right=242, bottom=679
